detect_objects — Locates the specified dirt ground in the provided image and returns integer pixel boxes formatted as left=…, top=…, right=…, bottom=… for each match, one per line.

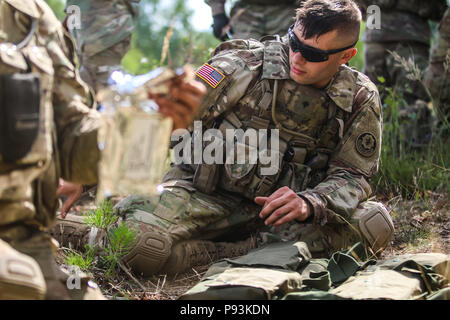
left=55, top=191, right=449, bottom=300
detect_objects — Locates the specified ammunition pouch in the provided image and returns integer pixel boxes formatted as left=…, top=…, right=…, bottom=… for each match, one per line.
left=352, top=201, right=395, bottom=253
left=193, top=164, right=221, bottom=194
left=0, top=73, right=41, bottom=162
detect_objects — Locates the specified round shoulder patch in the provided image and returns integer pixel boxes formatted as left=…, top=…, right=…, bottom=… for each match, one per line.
left=356, top=133, right=377, bottom=157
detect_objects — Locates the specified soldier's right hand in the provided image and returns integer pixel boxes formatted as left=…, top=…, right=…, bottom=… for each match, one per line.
left=150, top=67, right=206, bottom=130
left=212, top=13, right=231, bottom=40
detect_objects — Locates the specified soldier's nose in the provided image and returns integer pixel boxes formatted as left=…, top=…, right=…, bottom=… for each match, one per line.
left=292, top=51, right=307, bottom=65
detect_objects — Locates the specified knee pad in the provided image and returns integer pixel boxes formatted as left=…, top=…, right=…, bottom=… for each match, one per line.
left=0, top=239, right=46, bottom=300
left=122, top=230, right=173, bottom=277
left=353, top=201, right=395, bottom=253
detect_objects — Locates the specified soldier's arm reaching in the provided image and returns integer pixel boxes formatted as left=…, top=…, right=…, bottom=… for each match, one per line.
left=297, top=83, right=382, bottom=226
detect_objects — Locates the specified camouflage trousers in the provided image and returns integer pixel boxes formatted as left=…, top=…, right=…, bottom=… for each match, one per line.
left=424, top=7, right=450, bottom=134
left=78, top=37, right=132, bottom=92
left=229, top=3, right=298, bottom=40
left=114, top=183, right=364, bottom=260
left=364, top=41, right=434, bottom=146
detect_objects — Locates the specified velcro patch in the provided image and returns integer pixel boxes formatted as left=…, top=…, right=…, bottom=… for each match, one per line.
left=196, top=63, right=225, bottom=88
left=356, top=133, right=377, bottom=157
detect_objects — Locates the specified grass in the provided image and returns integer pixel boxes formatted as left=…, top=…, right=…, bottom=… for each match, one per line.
left=373, top=51, right=450, bottom=199
left=64, top=199, right=137, bottom=279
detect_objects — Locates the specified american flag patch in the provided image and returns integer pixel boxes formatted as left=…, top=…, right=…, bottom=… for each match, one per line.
left=196, top=63, right=225, bottom=88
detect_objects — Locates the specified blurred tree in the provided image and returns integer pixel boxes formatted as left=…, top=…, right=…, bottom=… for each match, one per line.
left=123, top=0, right=220, bottom=74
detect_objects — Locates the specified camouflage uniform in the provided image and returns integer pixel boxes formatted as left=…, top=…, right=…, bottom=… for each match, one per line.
left=205, top=0, right=302, bottom=40
left=424, top=6, right=450, bottom=133
left=113, top=37, right=394, bottom=277
left=0, top=0, right=104, bottom=299
left=65, top=0, right=140, bottom=91
left=355, top=0, right=447, bottom=146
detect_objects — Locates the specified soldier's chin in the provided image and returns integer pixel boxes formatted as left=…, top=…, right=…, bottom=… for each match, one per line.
left=290, top=70, right=311, bottom=85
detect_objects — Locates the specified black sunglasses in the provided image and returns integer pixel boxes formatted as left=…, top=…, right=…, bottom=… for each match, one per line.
left=288, top=24, right=357, bottom=62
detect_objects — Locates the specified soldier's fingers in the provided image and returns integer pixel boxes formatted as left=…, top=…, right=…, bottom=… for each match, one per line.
left=158, top=97, right=192, bottom=118
left=60, top=191, right=81, bottom=218
left=171, top=84, right=205, bottom=112
left=272, top=210, right=300, bottom=227
left=264, top=186, right=291, bottom=207
left=180, top=80, right=207, bottom=96
left=259, top=195, right=289, bottom=219
left=264, top=204, right=292, bottom=226
left=254, top=197, right=267, bottom=206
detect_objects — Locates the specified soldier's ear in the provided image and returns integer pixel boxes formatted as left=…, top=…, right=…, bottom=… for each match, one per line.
left=339, top=48, right=357, bottom=65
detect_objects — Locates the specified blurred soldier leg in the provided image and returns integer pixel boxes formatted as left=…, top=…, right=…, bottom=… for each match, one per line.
left=0, top=217, right=104, bottom=300
left=365, top=41, right=433, bottom=147
left=0, top=238, right=45, bottom=300
left=424, top=7, right=450, bottom=139
left=230, top=3, right=297, bottom=39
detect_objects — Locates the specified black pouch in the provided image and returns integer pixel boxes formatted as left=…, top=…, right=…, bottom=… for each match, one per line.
left=0, top=73, right=40, bottom=162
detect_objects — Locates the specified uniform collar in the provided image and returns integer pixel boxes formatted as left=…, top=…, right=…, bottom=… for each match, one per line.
left=325, top=65, right=359, bottom=113
left=261, top=36, right=291, bottom=80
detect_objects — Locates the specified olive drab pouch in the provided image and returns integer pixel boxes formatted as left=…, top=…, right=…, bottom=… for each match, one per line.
left=0, top=73, right=40, bottom=162
left=180, top=241, right=310, bottom=300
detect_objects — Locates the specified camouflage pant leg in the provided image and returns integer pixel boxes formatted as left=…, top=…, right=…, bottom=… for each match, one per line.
left=79, top=36, right=132, bottom=91
left=114, top=186, right=263, bottom=244
left=258, top=219, right=362, bottom=260
left=424, top=8, right=450, bottom=130
left=230, top=4, right=297, bottom=40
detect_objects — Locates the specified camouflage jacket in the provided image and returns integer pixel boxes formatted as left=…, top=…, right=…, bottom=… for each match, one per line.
left=205, top=0, right=301, bottom=15
left=355, top=0, right=447, bottom=44
left=65, top=0, right=140, bottom=58
left=0, top=0, right=102, bottom=230
left=164, top=38, right=383, bottom=227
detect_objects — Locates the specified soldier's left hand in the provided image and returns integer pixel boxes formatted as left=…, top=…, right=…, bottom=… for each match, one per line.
left=150, top=68, right=206, bottom=130
left=255, top=186, right=311, bottom=226
left=56, top=179, right=83, bottom=219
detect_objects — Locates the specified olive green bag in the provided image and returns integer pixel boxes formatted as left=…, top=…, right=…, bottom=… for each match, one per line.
left=180, top=241, right=449, bottom=300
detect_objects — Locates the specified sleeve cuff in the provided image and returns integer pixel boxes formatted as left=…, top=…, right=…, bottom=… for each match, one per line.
left=297, top=191, right=328, bottom=226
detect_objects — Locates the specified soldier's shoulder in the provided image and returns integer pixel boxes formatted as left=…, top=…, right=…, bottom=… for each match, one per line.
left=353, top=68, right=382, bottom=116
left=209, top=39, right=265, bottom=73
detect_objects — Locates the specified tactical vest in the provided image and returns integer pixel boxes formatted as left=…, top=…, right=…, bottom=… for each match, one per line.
left=192, top=39, right=352, bottom=200
left=0, top=0, right=59, bottom=227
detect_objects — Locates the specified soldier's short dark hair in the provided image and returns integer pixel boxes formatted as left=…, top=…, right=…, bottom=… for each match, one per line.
left=295, top=0, right=362, bottom=43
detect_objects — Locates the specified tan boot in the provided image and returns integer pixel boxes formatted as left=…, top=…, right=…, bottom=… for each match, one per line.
left=163, top=237, right=258, bottom=275
left=0, top=238, right=46, bottom=300
left=50, top=213, right=106, bottom=251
